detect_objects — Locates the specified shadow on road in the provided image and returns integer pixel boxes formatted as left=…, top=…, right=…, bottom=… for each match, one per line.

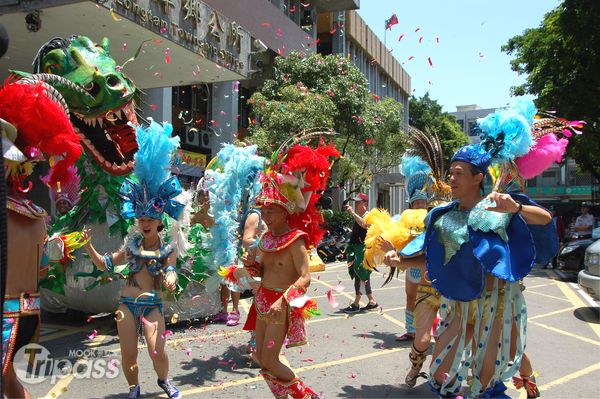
left=338, top=381, right=432, bottom=398
left=573, top=306, right=600, bottom=324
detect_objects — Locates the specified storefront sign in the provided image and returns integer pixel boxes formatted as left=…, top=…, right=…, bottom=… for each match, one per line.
left=177, top=150, right=207, bottom=168
left=107, top=0, right=249, bottom=74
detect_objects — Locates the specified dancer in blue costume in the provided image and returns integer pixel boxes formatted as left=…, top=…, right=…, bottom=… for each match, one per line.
left=401, top=100, right=565, bottom=398
left=81, top=121, right=185, bottom=399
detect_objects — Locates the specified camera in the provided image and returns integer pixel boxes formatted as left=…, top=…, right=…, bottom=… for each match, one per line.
left=25, top=10, right=41, bottom=32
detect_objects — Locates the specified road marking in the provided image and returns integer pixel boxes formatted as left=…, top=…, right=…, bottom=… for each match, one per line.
left=528, top=320, right=600, bottom=347
left=523, top=282, right=556, bottom=290
left=39, top=374, right=74, bottom=399
left=538, top=361, right=600, bottom=392
left=546, top=270, right=600, bottom=339
left=528, top=306, right=577, bottom=321
left=308, top=306, right=406, bottom=324
left=524, top=289, right=571, bottom=302
left=569, top=282, right=600, bottom=308
left=41, top=330, right=109, bottom=398
left=176, top=347, right=406, bottom=395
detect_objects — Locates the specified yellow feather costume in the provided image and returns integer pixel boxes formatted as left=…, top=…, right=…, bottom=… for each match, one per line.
left=364, top=208, right=427, bottom=270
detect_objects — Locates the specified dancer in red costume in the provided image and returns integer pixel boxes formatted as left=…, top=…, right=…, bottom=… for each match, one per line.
left=240, top=136, right=339, bottom=398
left=1, top=81, right=82, bottom=399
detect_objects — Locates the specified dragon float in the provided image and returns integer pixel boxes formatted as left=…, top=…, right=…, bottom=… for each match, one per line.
left=10, top=35, right=216, bottom=318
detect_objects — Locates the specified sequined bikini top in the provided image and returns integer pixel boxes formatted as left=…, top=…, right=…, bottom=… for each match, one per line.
left=126, top=235, right=174, bottom=277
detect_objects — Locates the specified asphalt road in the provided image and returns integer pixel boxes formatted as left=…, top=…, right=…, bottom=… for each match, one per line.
left=22, top=264, right=600, bottom=398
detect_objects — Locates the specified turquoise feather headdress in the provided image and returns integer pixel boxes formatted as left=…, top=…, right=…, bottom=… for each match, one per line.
left=119, top=121, right=184, bottom=220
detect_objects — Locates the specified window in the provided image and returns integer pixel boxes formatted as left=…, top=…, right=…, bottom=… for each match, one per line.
left=456, top=119, right=464, bottom=130
left=172, top=84, right=211, bottom=150
left=468, top=120, right=478, bottom=136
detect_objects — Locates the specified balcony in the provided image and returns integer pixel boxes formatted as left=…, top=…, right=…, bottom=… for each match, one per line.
left=313, top=0, right=360, bottom=12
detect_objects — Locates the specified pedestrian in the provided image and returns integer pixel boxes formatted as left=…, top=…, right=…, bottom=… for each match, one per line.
left=574, top=203, right=595, bottom=234
left=241, top=140, right=339, bottom=398
left=343, top=193, right=379, bottom=313
left=82, top=122, right=183, bottom=399
left=543, top=207, right=565, bottom=269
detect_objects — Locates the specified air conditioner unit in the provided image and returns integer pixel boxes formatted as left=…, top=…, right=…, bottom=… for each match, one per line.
left=184, top=127, right=211, bottom=149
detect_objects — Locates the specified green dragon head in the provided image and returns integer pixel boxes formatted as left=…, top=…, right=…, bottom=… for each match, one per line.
left=13, top=35, right=139, bottom=175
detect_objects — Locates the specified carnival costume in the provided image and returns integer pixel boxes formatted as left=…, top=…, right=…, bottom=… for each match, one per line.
left=238, top=133, right=339, bottom=398
left=0, top=81, right=82, bottom=375
left=204, top=144, right=265, bottom=291
left=107, top=121, right=186, bottom=335
left=411, top=100, right=580, bottom=398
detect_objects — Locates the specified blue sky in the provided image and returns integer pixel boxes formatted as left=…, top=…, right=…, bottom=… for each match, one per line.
left=357, top=0, right=560, bottom=112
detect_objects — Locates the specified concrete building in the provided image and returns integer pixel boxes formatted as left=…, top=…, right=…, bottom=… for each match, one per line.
left=0, top=0, right=334, bottom=182
left=317, top=8, right=412, bottom=214
left=451, top=104, right=497, bottom=144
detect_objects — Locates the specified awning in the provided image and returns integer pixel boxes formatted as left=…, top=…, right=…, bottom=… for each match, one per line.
left=0, top=0, right=250, bottom=88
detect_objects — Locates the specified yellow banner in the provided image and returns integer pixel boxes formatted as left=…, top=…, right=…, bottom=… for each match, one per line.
left=179, top=150, right=207, bottom=168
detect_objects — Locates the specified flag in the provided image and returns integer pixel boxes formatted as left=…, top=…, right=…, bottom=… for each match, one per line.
left=385, top=14, right=398, bottom=30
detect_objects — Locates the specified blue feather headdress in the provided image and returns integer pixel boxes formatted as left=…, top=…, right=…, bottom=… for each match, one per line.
left=203, top=144, right=265, bottom=290
left=119, top=121, right=184, bottom=220
left=401, top=154, right=433, bottom=204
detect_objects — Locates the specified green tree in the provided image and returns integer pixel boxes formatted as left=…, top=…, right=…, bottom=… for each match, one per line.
left=502, top=0, right=600, bottom=181
left=248, top=51, right=406, bottom=192
left=409, top=93, right=469, bottom=165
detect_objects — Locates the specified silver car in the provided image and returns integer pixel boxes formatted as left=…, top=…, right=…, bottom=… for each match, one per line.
left=579, top=238, right=600, bottom=301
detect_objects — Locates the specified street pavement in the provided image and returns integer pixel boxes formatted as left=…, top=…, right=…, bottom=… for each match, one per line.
left=24, top=263, right=600, bottom=398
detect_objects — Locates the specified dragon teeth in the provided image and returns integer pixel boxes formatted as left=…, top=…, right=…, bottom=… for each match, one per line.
left=97, top=118, right=103, bottom=128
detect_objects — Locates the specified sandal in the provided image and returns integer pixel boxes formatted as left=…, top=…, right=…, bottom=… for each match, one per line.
left=395, top=332, right=415, bottom=342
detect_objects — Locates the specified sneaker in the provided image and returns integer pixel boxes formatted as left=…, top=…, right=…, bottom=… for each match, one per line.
left=127, top=385, right=140, bottom=399
left=226, top=311, right=240, bottom=326
left=158, top=378, right=181, bottom=399
left=360, top=302, right=379, bottom=311
left=212, top=311, right=228, bottom=323
left=342, top=304, right=361, bottom=314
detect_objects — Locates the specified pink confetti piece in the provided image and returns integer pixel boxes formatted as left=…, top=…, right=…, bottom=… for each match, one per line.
left=150, top=104, right=158, bottom=111
left=161, top=329, right=174, bottom=339
left=122, top=43, right=127, bottom=52
left=289, top=5, right=297, bottom=12
left=276, top=28, right=284, bottom=38
left=160, top=27, right=167, bottom=33
left=365, top=139, right=375, bottom=145
left=86, top=316, right=93, bottom=323
left=87, top=329, right=98, bottom=340
left=302, top=358, right=314, bottom=362
left=415, top=27, right=420, bottom=32
left=191, top=295, right=201, bottom=301
left=185, top=348, right=192, bottom=356
left=152, top=350, right=157, bottom=356
left=260, top=22, right=271, bottom=27
left=331, top=284, right=345, bottom=293
left=408, top=56, right=414, bottom=61
left=300, top=2, right=310, bottom=7
left=330, top=27, right=337, bottom=34
left=326, top=290, right=339, bottom=309
left=436, top=37, right=440, bottom=43
left=428, top=57, right=433, bottom=67
left=350, top=373, right=357, bottom=378
left=419, top=36, right=423, bottom=44
left=398, top=33, right=406, bottom=42
left=267, top=340, right=275, bottom=349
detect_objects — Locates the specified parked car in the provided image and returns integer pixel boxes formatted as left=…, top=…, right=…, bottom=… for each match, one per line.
left=578, top=239, right=600, bottom=301
left=556, top=224, right=600, bottom=272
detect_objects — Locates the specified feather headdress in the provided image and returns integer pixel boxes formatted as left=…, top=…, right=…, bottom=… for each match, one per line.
left=0, top=81, right=82, bottom=189
left=203, top=144, right=265, bottom=290
left=119, top=121, right=184, bottom=220
left=256, top=129, right=340, bottom=248
left=404, top=126, right=451, bottom=205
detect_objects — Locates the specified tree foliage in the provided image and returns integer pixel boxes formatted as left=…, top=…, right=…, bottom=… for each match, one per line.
left=248, top=52, right=406, bottom=191
left=409, top=93, right=469, bottom=166
left=502, top=0, right=600, bottom=180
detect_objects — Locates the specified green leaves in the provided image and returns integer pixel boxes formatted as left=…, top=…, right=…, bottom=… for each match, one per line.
left=248, top=51, right=407, bottom=191
left=503, top=0, right=600, bottom=180
left=409, top=93, right=469, bottom=166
